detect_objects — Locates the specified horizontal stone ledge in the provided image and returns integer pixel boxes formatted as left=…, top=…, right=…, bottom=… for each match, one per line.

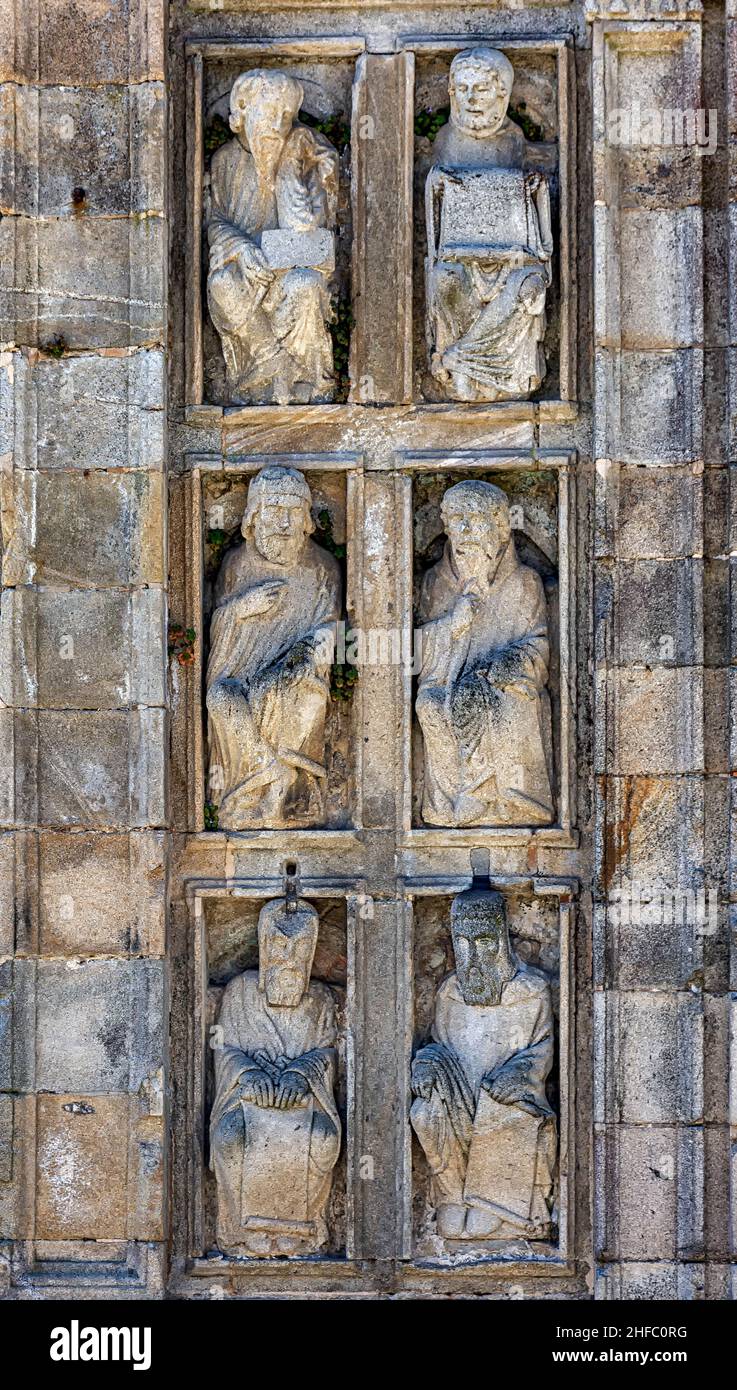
left=190, top=400, right=580, bottom=433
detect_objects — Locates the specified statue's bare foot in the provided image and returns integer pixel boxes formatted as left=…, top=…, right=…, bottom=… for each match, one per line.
left=430, top=351, right=451, bottom=384
left=465, top=1206, right=501, bottom=1238
left=437, top=1203, right=466, bottom=1238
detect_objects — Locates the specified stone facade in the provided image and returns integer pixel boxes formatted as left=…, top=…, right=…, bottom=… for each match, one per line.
left=0, top=0, right=734, bottom=1301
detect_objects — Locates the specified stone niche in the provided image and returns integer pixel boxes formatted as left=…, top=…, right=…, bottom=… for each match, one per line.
left=186, top=455, right=362, bottom=833
left=411, top=37, right=575, bottom=405
left=401, top=453, right=575, bottom=835
left=186, top=39, right=361, bottom=409
left=195, top=892, right=349, bottom=1261
left=410, top=882, right=574, bottom=1263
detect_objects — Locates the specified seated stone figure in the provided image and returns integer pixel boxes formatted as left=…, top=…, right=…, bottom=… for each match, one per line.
left=207, top=68, right=339, bottom=404
left=206, top=465, right=341, bottom=829
left=425, top=47, right=553, bottom=401
left=411, top=888, right=557, bottom=1241
left=210, top=898, right=341, bottom=1257
left=416, top=479, right=554, bottom=827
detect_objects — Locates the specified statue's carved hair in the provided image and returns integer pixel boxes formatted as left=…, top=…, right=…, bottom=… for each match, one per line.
left=450, top=46, right=514, bottom=94
left=243, top=465, right=315, bottom=537
left=229, top=68, right=304, bottom=124
left=440, top=478, right=511, bottom=536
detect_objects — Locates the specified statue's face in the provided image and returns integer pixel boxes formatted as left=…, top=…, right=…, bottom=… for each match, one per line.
left=260, top=918, right=317, bottom=1007
left=450, top=57, right=512, bottom=138
left=444, top=500, right=506, bottom=584
left=241, top=91, right=295, bottom=151
left=452, top=907, right=515, bottom=1007
left=251, top=496, right=309, bottom=566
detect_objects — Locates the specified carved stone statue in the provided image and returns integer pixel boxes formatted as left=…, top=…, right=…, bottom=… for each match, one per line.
left=411, top=888, right=556, bottom=1241
left=416, top=480, right=554, bottom=827
left=206, top=69, right=339, bottom=405
left=210, top=898, right=341, bottom=1257
left=206, top=466, right=341, bottom=829
left=425, top=47, right=553, bottom=401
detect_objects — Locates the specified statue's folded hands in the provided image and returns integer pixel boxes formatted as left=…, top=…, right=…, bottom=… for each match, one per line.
left=481, top=1066, right=536, bottom=1108
left=275, top=1068, right=312, bottom=1109
left=238, top=1068, right=275, bottom=1108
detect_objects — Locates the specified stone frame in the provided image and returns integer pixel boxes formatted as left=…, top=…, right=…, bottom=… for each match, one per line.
left=184, top=35, right=368, bottom=413
left=183, top=31, right=577, bottom=418
left=183, top=881, right=363, bottom=1272
left=173, top=875, right=577, bottom=1292
left=402, top=876, right=577, bottom=1273
left=160, top=1, right=590, bottom=1302
left=400, top=31, right=578, bottom=408
left=397, top=449, right=577, bottom=844
left=177, top=451, right=365, bottom=835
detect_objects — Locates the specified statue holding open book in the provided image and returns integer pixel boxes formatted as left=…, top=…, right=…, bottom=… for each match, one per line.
left=425, top=47, right=553, bottom=402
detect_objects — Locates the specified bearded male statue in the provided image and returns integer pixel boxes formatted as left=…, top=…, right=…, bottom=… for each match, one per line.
left=210, top=898, right=341, bottom=1257
left=207, top=68, right=339, bottom=404
left=411, top=888, right=557, bottom=1241
left=416, top=478, right=554, bottom=827
left=206, top=465, right=341, bottom=829
left=425, top=47, right=553, bottom=401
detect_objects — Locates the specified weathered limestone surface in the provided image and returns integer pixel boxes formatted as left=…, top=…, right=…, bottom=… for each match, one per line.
left=0, top=0, right=168, bottom=1296
left=0, top=0, right=733, bottom=1303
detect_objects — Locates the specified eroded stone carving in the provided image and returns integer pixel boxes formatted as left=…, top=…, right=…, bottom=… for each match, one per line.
left=206, top=466, right=341, bottom=829
left=416, top=479, right=554, bottom=827
left=210, top=898, right=341, bottom=1257
left=425, top=47, right=553, bottom=401
left=411, top=887, right=557, bottom=1241
left=207, top=69, right=339, bottom=405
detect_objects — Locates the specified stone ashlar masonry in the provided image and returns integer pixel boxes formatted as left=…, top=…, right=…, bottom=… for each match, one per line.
left=0, top=0, right=734, bottom=1300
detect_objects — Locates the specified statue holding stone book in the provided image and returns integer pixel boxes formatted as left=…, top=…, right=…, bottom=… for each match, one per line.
left=206, top=68, right=339, bottom=405
left=425, top=47, right=553, bottom=402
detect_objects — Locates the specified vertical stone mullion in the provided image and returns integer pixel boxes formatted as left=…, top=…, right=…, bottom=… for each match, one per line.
left=350, top=53, right=414, bottom=404
left=349, top=896, right=412, bottom=1262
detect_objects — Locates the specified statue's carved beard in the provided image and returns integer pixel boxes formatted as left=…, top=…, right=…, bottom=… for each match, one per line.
left=245, top=129, right=287, bottom=181
left=452, top=539, right=504, bottom=586
left=263, top=965, right=307, bottom=1007
left=453, top=102, right=507, bottom=138
left=459, top=955, right=515, bottom=1007
left=453, top=545, right=488, bottom=584
left=255, top=532, right=303, bottom=566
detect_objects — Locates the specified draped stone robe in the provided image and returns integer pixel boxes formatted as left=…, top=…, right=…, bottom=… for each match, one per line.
left=411, top=964, right=556, bottom=1237
left=207, top=126, right=338, bottom=403
left=206, top=537, right=340, bottom=828
left=416, top=539, right=554, bottom=827
left=210, top=971, right=341, bottom=1253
